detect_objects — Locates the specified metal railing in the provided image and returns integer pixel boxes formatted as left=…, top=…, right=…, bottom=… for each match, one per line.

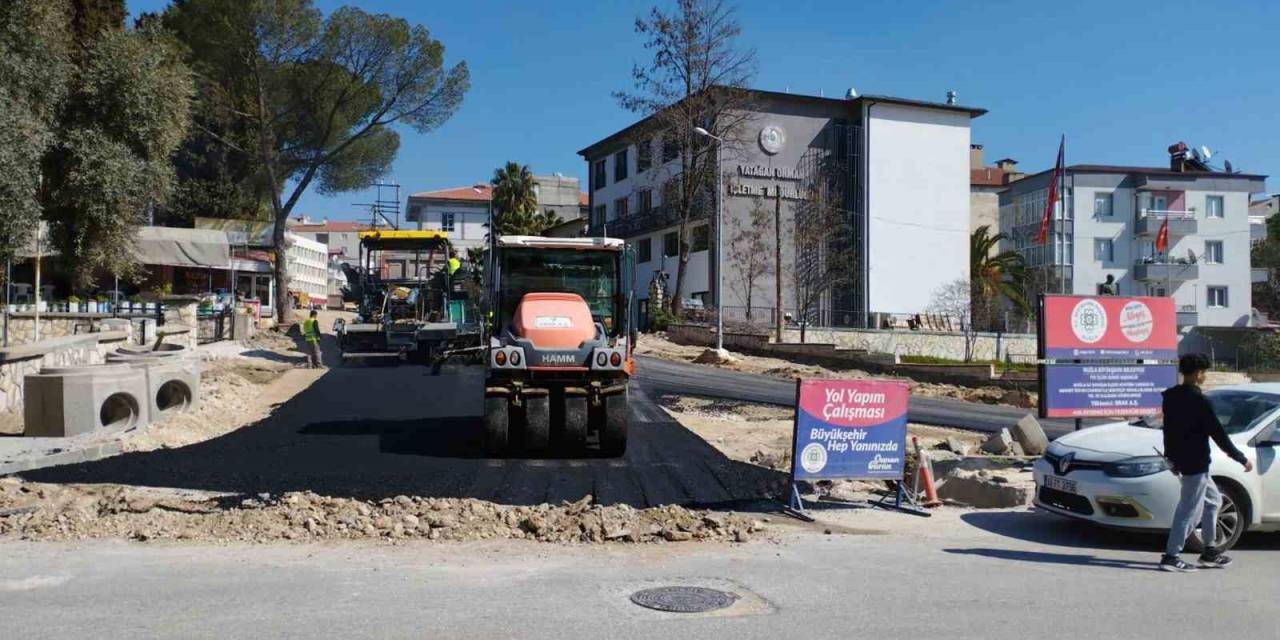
left=1138, top=208, right=1196, bottom=219
left=587, top=203, right=710, bottom=238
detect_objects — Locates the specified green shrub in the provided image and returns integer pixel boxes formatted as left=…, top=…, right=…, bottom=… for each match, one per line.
left=650, top=306, right=676, bottom=332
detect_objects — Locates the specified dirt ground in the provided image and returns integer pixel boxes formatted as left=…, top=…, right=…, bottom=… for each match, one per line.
left=636, top=333, right=1036, bottom=408
left=655, top=394, right=1033, bottom=509
left=656, top=395, right=986, bottom=472
left=0, top=480, right=765, bottom=544
left=122, top=359, right=292, bottom=452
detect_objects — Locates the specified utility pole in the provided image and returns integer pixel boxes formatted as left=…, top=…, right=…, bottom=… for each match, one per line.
left=774, top=191, right=783, bottom=344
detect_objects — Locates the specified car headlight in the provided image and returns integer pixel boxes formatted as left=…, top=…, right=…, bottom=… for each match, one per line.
left=1102, top=456, right=1171, bottom=478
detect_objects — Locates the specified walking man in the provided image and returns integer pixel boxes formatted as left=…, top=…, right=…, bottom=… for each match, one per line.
left=303, top=309, right=323, bottom=369
left=1160, top=353, right=1252, bottom=572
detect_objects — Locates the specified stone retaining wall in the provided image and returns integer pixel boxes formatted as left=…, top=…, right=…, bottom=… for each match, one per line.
left=0, top=331, right=131, bottom=427
left=780, top=327, right=1037, bottom=363
left=665, top=323, right=1031, bottom=390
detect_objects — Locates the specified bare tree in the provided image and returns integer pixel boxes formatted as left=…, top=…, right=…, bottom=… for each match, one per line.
left=791, top=181, right=855, bottom=343
left=614, top=0, right=756, bottom=315
left=928, top=277, right=977, bottom=362
left=726, top=197, right=772, bottom=326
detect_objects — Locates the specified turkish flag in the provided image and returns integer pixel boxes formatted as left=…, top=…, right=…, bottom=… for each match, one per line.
left=1038, top=136, right=1065, bottom=245
left=1155, top=217, right=1170, bottom=253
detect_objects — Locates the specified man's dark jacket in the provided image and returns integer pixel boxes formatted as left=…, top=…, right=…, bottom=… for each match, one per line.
left=1161, top=384, right=1248, bottom=475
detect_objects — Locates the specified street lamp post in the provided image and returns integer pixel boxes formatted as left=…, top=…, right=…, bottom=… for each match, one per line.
left=693, top=126, right=724, bottom=353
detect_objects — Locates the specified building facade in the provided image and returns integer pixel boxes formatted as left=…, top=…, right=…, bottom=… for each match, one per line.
left=407, top=176, right=588, bottom=251
left=970, top=144, right=1023, bottom=238
left=287, top=218, right=374, bottom=266
left=999, top=165, right=1267, bottom=330
left=285, top=233, right=329, bottom=307
left=578, top=88, right=984, bottom=328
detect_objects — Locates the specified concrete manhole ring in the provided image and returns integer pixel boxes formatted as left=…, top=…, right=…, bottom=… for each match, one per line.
left=629, top=586, right=739, bottom=613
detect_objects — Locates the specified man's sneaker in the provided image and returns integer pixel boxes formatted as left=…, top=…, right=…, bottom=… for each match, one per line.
left=1160, top=555, right=1198, bottom=572
left=1199, top=548, right=1233, bottom=569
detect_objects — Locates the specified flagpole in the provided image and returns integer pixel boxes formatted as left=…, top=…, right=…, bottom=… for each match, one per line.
left=1054, top=135, right=1064, bottom=296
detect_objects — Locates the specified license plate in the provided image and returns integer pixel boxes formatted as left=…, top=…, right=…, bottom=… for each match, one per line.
left=1043, top=475, right=1077, bottom=494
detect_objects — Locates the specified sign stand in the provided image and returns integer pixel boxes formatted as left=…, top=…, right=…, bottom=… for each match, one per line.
left=780, top=378, right=927, bottom=521
left=871, top=481, right=930, bottom=517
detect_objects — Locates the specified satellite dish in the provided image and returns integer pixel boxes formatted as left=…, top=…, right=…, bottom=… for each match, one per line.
left=845, top=87, right=858, bottom=99
left=1224, top=160, right=1234, bottom=173
left=1191, top=148, right=1202, bottom=162
left=1199, top=146, right=1213, bottom=160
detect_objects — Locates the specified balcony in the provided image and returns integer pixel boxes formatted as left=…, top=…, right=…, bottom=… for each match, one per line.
left=587, top=204, right=709, bottom=238
left=1135, top=211, right=1197, bottom=236
left=1176, top=305, right=1198, bottom=327
left=1133, top=260, right=1198, bottom=281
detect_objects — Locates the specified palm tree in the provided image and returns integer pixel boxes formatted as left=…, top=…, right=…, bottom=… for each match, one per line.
left=971, top=225, right=1029, bottom=325
left=490, top=161, right=537, bottom=233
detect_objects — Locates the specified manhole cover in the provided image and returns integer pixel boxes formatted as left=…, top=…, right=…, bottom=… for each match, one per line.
left=629, top=586, right=739, bottom=613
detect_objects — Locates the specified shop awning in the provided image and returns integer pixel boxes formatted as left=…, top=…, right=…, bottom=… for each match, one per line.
left=133, top=226, right=231, bottom=268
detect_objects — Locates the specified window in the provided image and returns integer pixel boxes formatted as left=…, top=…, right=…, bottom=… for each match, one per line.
left=316, top=233, right=330, bottom=244
left=691, top=225, right=710, bottom=252
left=637, top=238, right=652, bottom=263
left=614, top=149, right=628, bottom=182
left=663, top=231, right=678, bottom=257
left=1093, top=238, right=1113, bottom=263
left=613, top=196, right=629, bottom=220
left=593, top=205, right=606, bottom=227
left=637, top=138, right=652, bottom=173
left=409, top=205, right=421, bottom=220
left=1207, top=286, right=1229, bottom=308
left=662, top=133, right=679, bottom=163
left=1206, top=195, right=1225, bottom=219
left=592, top=159, right=607, bottom=191
left=637, top=189, right=652, bottom=214
left=1204, top=240, right=1223, bottom=264
left=441, top=212, right=455, bottom=232
left=1093, top=192, right=1113, bottom=218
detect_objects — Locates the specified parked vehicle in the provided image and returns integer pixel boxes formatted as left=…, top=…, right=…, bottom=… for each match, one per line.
left=1033, top=383, right=1280, bottom=550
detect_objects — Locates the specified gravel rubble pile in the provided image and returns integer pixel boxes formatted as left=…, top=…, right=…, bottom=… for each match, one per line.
left=0, top=479, right=766, bottom=544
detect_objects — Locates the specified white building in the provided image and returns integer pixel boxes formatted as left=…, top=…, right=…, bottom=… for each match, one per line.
left=578, top=88, right=985, bottom=328
left=285, top=232, right=329, bottom=307
left=406, top=177, right=588, bottom=252
left=288, top=218, right=374, bottom=266
left=999, top=163, right=1267, bottom=334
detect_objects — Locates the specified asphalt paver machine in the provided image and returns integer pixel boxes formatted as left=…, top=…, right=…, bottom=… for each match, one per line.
left=337, top=230, right=478, bottom=367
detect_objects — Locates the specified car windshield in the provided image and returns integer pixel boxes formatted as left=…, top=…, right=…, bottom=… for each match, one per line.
left=1135, top=390, right=1280, bottom=434
left=498, top=248, right=618, bottom=333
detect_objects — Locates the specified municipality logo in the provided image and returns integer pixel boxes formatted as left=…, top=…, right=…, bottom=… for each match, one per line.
left=1070, top=299, right=1107, bottom=344
left=800, top=443, right=827, bottom=474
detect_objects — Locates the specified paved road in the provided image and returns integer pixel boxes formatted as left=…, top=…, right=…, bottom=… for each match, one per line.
left=636, top=355, right=1081, bottom=439
left=21, top=356, right=778, bottom=509
left=2, top=509, right=1277, bottom=639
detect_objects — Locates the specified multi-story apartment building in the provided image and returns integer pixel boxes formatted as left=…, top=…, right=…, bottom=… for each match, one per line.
left=578, top=88, right=985, bottom=328
left=287, top=218, right=374, bottom=266
left=407, top=176, right=588, bottom=252
left=284, top=233, right=329, bottom=308
left=999, top=163, right=1267, bottom=333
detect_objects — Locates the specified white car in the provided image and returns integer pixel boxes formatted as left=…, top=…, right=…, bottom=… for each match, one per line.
left=1033, top=383, right=1280, bottom=550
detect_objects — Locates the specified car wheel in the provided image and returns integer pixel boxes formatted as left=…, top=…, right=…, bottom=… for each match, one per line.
left=1188, top=480, right=1248, bottom=552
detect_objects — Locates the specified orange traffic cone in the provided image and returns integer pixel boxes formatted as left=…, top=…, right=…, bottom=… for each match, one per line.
left=912, top=436, right=943, bottom=508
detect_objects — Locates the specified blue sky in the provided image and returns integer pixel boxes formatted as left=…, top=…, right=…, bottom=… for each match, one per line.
left=127, top=0, right=1280, bottom=221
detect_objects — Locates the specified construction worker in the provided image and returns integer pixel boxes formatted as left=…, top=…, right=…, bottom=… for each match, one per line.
left=447, top=249, right=461, bottom=276
left=303, top=309, right=323, bottom=369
